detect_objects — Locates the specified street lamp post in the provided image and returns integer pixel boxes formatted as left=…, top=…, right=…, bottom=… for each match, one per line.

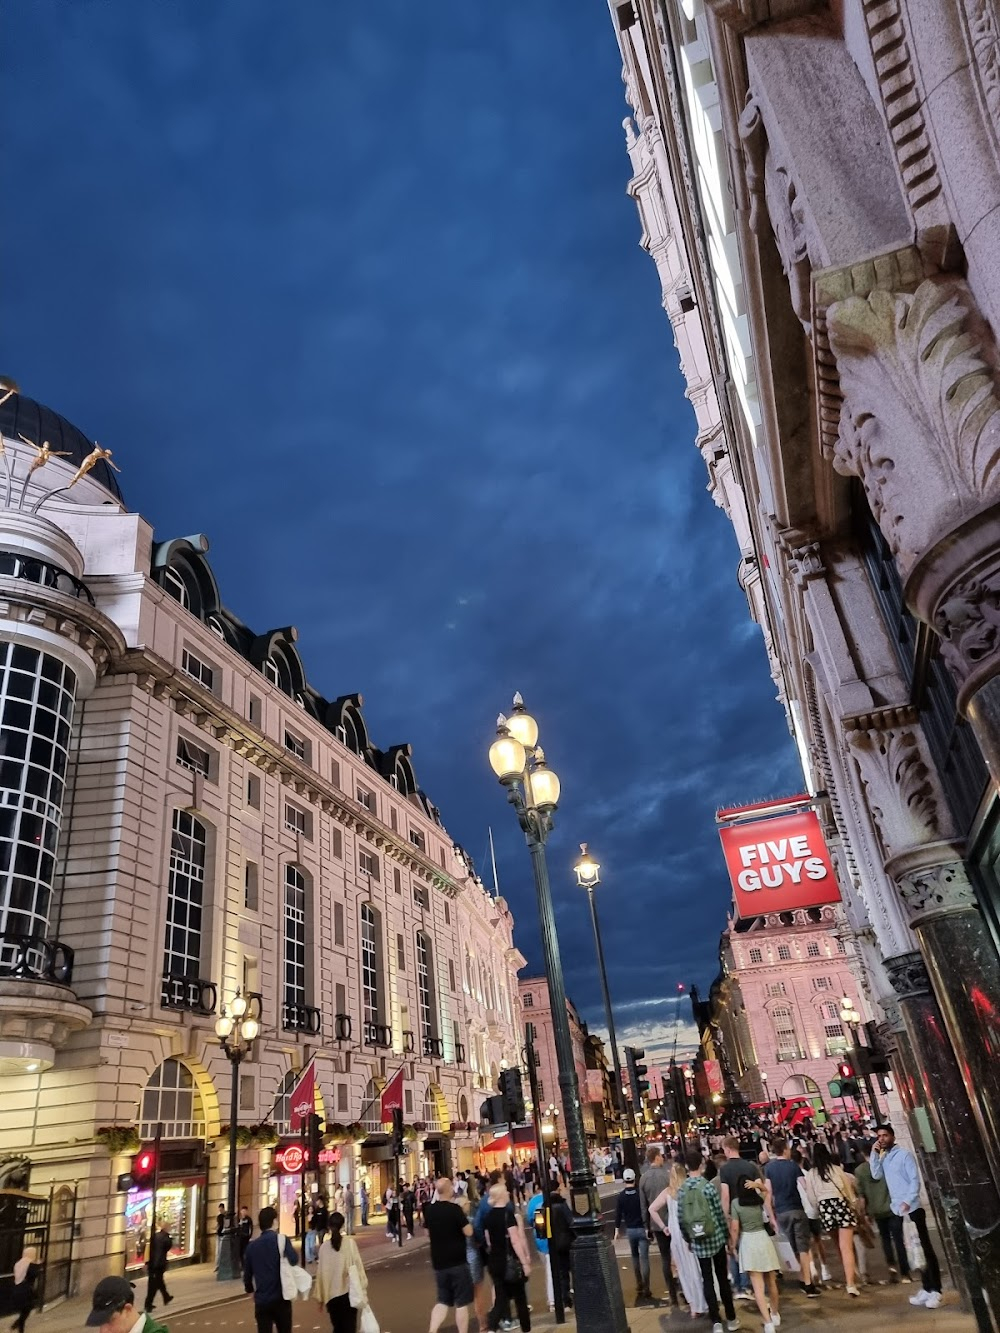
left=488, top=697, right=629, bottom=1333
left=573, top=844, right=639, bottom=1174
left=760, top=1070, right=774, bottom=1117
left=215, top=990, right=260, bottom=1281
left=840, top=996, right=884, bottom=1125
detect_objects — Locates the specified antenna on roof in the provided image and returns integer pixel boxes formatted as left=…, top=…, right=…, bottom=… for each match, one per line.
left=488, top=827, right=501, bottom=899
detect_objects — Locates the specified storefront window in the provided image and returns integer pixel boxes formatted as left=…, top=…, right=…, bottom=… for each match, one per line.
left=124, top=1183, right=200, bottom=1270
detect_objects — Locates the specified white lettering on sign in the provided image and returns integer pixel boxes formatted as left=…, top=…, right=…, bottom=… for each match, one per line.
left=737, top=856, right=828, bottom=892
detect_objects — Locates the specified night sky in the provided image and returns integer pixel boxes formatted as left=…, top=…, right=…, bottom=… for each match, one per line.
left=1, top=1, right=800, bottom=1063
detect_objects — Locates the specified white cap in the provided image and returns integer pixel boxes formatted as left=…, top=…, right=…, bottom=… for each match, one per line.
left=623, top=1168, right=636, bottom=1182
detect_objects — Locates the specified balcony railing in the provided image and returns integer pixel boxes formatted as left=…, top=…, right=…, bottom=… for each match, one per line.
left=363, top=1021, right=392, bottom=1048
left=283, top=1003, right=322, bottom=1035
left=403, top=1029, right=416, bottom=1054
left=0, top=933, right=75, bottom=985
left=334, top=1013, right=352, bottom=1041
left=423, top=1036, right=445, bottom=1059
left=161, top=973, right=218, bottom=1016
left=455, top=1043, right=466, bottom=1064
left=775, top=1049, right=806, bottom=1062
left=0, top=551, right=94, bottom=604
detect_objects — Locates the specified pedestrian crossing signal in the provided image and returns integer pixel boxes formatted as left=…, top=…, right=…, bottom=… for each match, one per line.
left=132, top=1150, right=156, bottom=1187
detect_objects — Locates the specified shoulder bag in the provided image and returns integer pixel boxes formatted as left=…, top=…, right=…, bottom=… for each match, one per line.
left=277, top=1233, right=313, bottom=1300
left=347, top=1239, right=366, bottom=1308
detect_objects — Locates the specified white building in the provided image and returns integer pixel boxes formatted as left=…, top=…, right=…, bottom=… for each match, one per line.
left=0, top=383, right=523, bottom=1296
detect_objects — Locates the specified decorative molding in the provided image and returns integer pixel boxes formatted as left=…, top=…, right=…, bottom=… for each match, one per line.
left=861, top=0, right=943, bottom=218
left=883, top=949, right=932, bottom=1000
left=844, top=723, right=943, bottom=857
left=896, top=859, right=978, bottom=927
left=932, top=550, right=1000, bottom=692
left=776, top=528, right=825, bottom=589
left=841, top=704, right=918, bottom=733
left=827, top=277, right=1000, bottom=577
left=705, top=0, right=820, bottom=34
left=963, top=0, right=1000, bottom=143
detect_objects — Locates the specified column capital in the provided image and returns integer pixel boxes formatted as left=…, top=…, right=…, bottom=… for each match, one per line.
left=885, top=842, right=979, bottom=928
left=844, top=718, right=954, bottom=858
left=883, top=950, right=932, bottom=1001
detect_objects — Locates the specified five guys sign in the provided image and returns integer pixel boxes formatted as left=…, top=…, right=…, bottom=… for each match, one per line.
left=717, top=796, right=840, bottom=918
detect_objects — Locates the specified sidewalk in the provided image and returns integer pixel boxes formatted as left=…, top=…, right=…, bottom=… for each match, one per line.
left=31, top=1224, right=429, bottom=1333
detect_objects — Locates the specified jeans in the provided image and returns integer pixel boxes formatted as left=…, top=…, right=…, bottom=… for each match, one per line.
left=254, top=1299, right=293, bottom=1333
left=896, top=1208, right=941, bottom=1293
left=697, top=1248, right=736, bottom=1325
left=876, top=1215, right=909, bottom=1275
left=626, top=1227, right=650, bottom=1288
left=652, top=1230, right=678, bottom=1302
left=361, top=1200, right=369, bottom=1226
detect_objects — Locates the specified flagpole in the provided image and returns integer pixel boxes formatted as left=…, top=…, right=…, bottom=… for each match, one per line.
left=489, top=827, right=500, bottom=898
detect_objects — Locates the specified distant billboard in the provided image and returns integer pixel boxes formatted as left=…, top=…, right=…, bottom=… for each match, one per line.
left=718, top=799, right=840, bottom=918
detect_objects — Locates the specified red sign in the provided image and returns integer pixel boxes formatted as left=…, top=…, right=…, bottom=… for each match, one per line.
left=380, top=1067, right=404, bottom=1123
left=289, top=1061, right=315, bottom=1132
left=275, top=1144, right=305, bottom=1173
left=718, top=806, right=840, bottom=917
left=703, top=1060, right=723, bottom=1095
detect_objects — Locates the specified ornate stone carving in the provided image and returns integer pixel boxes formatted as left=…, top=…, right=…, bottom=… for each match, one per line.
left=738, top=94, right=767, bottom=236
left=776, top=528, right=824, bottom=588
left=845, top=721, right=944, bottom=857
left=884, top=950, right=932, bottom=1000
left=933, top=554, right=1000, bottom=689
left=828, top=277, right=1000, bottom=576
left=964, top=0, right=1000, bottom=135
left=705, top=0, right=820, bottom=33
left=896, top=859, right=978, bottom=926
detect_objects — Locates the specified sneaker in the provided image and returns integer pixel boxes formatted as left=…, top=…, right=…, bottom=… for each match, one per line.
left=804, top=1284, right=819, bottom=1299
left=734, top=1291, right=754, bottom=1302
left=712, top=1324, right=724, bottom=1333
left=901, top=1275, right=913, bottom=1284
left=910, top=1290, right=931, bottom=1306
left=726, top=1321, right=741, bottom=1331
left=846, top=1286, right=860, bottom=1297
left=820, top=1265, right=833, bottom=1283
left=924, top=1293, right=942, bottom=1310
left=888, top=1267, right=899, bottom=1283
left=771, top=1313, right=781, bottom=1327
left=764, top=1324, right=775, bottom=1333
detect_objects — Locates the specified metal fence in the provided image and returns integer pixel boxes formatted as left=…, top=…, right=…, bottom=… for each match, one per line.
left=0, top=1186, right=77, bottom=1315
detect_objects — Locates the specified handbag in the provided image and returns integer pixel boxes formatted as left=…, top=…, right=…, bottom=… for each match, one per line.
left=504, top=1239, right=525, bottom=1285
left=348, top=1247, right=365, bottom=1309
left=904, top=1218, right=926, bottom=1272
left=277, top=1233, right=313, bottom=1300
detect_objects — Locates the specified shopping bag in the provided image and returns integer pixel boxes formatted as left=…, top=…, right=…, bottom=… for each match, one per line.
left=904, top=1219, right=926, bottom=1273
left=277, top=1234, right=313, bottom=1300
left=775, top=1237, right=801, bottom=1274
left=348, top=1264, right=365, bottom=1308
left=359, top=1303, right=381, bottom=1333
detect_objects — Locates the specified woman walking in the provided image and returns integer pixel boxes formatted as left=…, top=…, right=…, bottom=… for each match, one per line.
left=315, top=1212, right=367, bottom=1333
left=10, top=1249, right=42, bottom=1333
left=802, top=1143, right=861, bottom=1296
left=484, top=1182, right=532, bottom=1332
left=729, top=1178, right=782, bottom=1333
left=648, top=1164, right=707, bottom=1317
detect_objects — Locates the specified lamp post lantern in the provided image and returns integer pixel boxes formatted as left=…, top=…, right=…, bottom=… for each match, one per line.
left=574, top=843, right=639, bottom=1173
left=215, top=990, right=260, bottom=1280
left=760, top=1070, right=774, bottom=1116
left=839, top=995, right=884, bottom=1125
left=488, top=699, right=628, bottom=1332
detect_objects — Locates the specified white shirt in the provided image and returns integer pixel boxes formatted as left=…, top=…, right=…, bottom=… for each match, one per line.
left=130, top=1317, right=146, bottom=1333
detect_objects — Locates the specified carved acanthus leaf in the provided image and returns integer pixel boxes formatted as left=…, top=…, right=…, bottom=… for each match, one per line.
left=845, top=725, right=941, bottom=857
left=896, top=860, right=978, bottom=926
left=828, top=278, right=1000, bottom=575
left=883, top=950, right=931, bottom=1001
left=934, top=555, right=1000, bottom=688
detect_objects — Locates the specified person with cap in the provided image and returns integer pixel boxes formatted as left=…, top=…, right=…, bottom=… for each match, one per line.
left=85, top=1277, right=168, bottom=1333
left=615, top=1167, right=654, bottom=1305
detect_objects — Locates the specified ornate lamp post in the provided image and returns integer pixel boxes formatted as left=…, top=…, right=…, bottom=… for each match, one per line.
left=488, top=697, right=628, bottom=1333
left=215, top=990, right=260, bottom=1280
left=573, top=844, right=638, bottom=1173
left=839, top=995, right=884, bottom=1125
left=760, top=1070, right=774, bottom=1116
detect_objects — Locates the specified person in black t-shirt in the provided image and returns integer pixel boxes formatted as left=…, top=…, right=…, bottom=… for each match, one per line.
left=483, top=1182, right=532, bottom=1332
left=424, top=1178, right=474, bottom=1333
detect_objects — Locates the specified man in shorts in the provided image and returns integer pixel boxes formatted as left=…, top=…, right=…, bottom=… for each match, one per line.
left=424, top=1176, right=474, bottom=1333
left=764, top=1136, right=817, bottom=1296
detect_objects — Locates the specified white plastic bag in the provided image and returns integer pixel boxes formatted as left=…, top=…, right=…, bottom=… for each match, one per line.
left=277, top=1233, right=313, bottom=1300
left=348, top=1264, right=365, bottom=1308
left=360, top=1302, right=380, bottom=1333
left=904, top=1219, right=926, bottom=1273
left=775, top=1237, right=801, bottom=1274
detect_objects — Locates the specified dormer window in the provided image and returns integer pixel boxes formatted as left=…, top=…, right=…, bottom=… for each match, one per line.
left=163, top=567, right=190, bottom=609
left=263, top=658, right=280, bottom=686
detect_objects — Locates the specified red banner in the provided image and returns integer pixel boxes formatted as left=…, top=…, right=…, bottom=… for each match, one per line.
left=718, top=806, right=840, bottom=918
left=380, top=1067, right=405, bottom=1123
left=288, top=1060, right=315, bottom=1132
left=704, top=1059, right=723, bottom=1095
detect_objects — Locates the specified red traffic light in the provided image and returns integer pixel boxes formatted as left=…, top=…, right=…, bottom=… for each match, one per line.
left=137, top=1151, right=154, bottom=1172
left=838, top=1062, right=854, bottom=1079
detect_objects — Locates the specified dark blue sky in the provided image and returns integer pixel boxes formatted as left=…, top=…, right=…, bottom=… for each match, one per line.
left=2, top=1, right=799, bottom=1058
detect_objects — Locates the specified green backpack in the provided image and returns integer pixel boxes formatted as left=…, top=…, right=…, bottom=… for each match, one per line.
left=680, top=1180, right=717, bottom=1240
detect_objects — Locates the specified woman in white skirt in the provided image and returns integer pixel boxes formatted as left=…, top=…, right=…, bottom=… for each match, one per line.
left=729, top=1178, right=781, bottom=1333
left=648, top=1163, right=708, bottom=1317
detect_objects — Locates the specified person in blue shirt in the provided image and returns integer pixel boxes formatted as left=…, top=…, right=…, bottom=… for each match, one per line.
left=243, top=1206, right=300, bottom=1333
left=870, top=1126, right=942, bottom=1309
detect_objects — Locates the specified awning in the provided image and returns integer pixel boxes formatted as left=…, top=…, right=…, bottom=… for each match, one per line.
left=480, top=1134, right=511, bottom=1154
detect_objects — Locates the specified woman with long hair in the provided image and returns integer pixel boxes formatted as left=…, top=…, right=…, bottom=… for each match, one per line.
left=315, top=1212, right=367, bottom=1333
left=802, top=1143, right=860, bottom=1296
left=648, top=1164, right=707, bottom=1317
left=11, top=1248, right=42, bottom=1333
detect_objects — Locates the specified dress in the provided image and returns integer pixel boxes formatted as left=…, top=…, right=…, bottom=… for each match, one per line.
left=732, top=1201, right=780, bottom=1273
left=666, top=1192, right=708, bottom=1314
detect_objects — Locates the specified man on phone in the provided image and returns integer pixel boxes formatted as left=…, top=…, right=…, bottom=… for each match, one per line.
left=870, top=1126, right=941, bottom=1310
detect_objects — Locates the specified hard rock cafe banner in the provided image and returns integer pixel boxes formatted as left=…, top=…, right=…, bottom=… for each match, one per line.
left=717, top=797, right=841, bottom=919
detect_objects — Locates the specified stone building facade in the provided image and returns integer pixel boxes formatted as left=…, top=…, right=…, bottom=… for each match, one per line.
left=0, top=389, right=523, bottom=1294
left=518, top=977, right=604, bottom=1149
left=609, top=0, right=1000, bottom=1317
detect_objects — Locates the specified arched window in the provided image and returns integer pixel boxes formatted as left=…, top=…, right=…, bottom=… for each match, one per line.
left=361, top=1078, right=384, bottom=1134
left=163, top=810, right=207, bottom=984
left=162, top=566, right=191, bottom=610
left=423, top=1090, right=442, bottom=1131
left=771, top=1005, right=799, bottom=1060
left=283, top=865, right=308, bottom=1019
left=140, top=1058, right=205, bottom=1139
left=416, top=932, right=437, bottom=1042
left=361, top=904, right=382, bottom=1027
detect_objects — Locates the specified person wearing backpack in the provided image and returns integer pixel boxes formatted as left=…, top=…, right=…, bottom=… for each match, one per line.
left=677, top=1149, right=740, bottom=1333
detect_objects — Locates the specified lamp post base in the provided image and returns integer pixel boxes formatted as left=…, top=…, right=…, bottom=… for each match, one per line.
left=570, top=1229, right=630, bottom=1333
left=217, top=1230, right=242, bottom=1281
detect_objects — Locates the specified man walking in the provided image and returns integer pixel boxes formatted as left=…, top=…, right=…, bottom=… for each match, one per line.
left=870, top=1126, right=941, bottom=1309
left=424, top=1178, right=474, bottom=1333
left=343, top=1181, right=355, bottom=1235
left=677, top=1149, right=740, bottom=1333
left=718, top=1136, right=760, bottom=1302
left=237, top=1207, right=254, bottom=1266
left=214, top=1203, right=226, bottom=1270
left=243, top=1205, right=300, bottom=1333
left=615, top=1167, right=654, bottom=1305
left=639, top=1145, right=678, bottom=1305
left=144, top=1222, right=173, bottom=1314
left=360, top=1180, right=369, bottom=1227
left=764, top=1136, right=817, bottom=1296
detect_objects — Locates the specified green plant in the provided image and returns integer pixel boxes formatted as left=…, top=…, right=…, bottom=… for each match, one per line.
left=96, top=1126, right=141, bottom=1155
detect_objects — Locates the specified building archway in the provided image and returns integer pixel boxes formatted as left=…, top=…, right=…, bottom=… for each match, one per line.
left=779, top=1074, right=820, bottom=1099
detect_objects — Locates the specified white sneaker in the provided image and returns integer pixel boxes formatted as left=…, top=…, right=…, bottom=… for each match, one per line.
left=726, top=1321, right=741, bottom=1331
left=924, top=1293, right=942, bottom=1310
left=846, top=1286, right=860, bottom=1297
left=771, top=1312, right=781, bottom=1326
left=910, top=1290, right=931, bottom=1306
left=712, top=1323, right=723, bottom=1333
left=820, top=1265, right=833, bottom=1283
left=764, top=1324, right=774, bottom=1333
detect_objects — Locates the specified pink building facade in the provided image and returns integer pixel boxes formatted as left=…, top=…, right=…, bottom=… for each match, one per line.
left=518, top=977, right=600, bottom=1146
left=716, top=906, right=871, bottom=1117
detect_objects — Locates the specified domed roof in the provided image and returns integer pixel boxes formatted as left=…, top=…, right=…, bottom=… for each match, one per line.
left=0, top=388, right=124, bottom=502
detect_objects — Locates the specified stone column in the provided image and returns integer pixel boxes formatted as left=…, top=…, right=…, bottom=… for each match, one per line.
left=884, top=952, right=1000, bottom=1327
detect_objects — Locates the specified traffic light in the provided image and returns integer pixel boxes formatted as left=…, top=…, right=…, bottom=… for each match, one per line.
left=391, top=1106, right=404, bottom=1156
left=829, top=1061, right=860, bottom=1098
left=132, top=1149, right=156, bottom=1188
left=308, top=1113, right=323, bottom=1164
left=625, top=1046, right=649, bottom=1107
left=480, top=1094, right=505, bottom=1126
left=498, top=1067, right=526, bottom=1124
